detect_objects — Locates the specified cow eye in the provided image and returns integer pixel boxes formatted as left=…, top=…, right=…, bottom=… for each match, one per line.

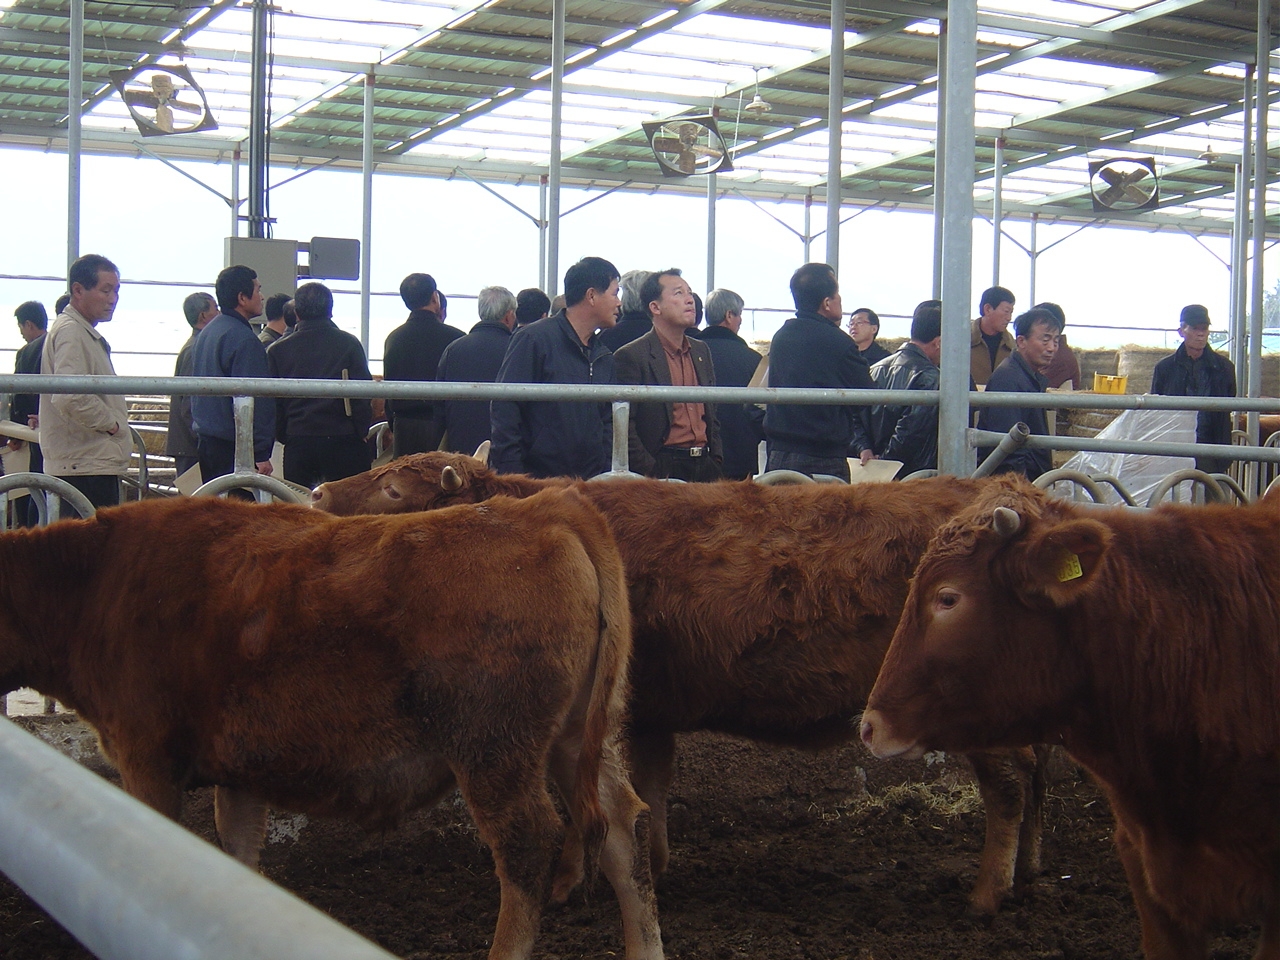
left=935, top=589, right=960, bottom=610
left=383, top=483, right=402, bottom=500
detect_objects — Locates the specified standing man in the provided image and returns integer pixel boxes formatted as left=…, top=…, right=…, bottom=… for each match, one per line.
left=490, top=256, right=620, bottom=478
left=10, top=301, right=48, bottom=525
left=258, top=293, right=291, bottom=346
left=869, top=299, right=942, bottom=478
left=191, top=264, right=275, bottom=484
left=514, top=287, right=551, bottom=330
left=614, top=269, right=721, bottom=481
left=1150, top=303, right=1236, bottom=474
left=266, top=281, right=372, bottom=488
left=693, top=287, right=764, bottom=480
left=436, top=285, right=517, bottom=457
left=39, top=254, right=131, bottom=510
left=763, top=263, right=873, bottom=482
left=848, top=307, right=890, bottom=365
left=382, top=272, right=463, bottom=458
left=166, top=291, right=218, bottom=479
left=969, top=285, right=1017, bottom=386
left=976, top=306, right=1062, bottom=480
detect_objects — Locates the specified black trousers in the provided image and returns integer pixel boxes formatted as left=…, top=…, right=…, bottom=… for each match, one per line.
left=391, top=416, right=444, bottom=459
left=197, top=436, right=257, bottom=500
left=283, top=436, right=372, bottom=489
left=51, top=473, right=121, bottom=517
left=654, top=447, right=722, bottom=483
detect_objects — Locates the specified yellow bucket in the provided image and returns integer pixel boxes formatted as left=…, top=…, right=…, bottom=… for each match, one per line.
left=1092, top=373, right=1128, bottom=394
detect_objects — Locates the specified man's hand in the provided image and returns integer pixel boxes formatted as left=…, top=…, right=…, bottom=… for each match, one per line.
left=255, top=460, right=274, bottom=476
left=107, top=423, right=119, bottom=436
left=7, top=439, right=23, bottom=451
left=859, top=448, right=876, bottom=466
left=26, top=415, right=37, bottom=430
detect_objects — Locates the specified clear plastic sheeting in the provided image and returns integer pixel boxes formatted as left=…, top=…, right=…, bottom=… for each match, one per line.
left=1058, top=409, right=1197, bottom=504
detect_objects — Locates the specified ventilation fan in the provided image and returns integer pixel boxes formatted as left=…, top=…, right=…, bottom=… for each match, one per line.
left=109, top=65, right=217, bottom=137
left=642, top=116, right=733, bottom=177
left=1088, top=157, right=1158, bottom=212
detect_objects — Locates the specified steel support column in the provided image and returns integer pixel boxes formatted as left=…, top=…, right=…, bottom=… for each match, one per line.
left=825, top=0, right=845, bottom=273
left=937, top=0, right=977, bottom=476
left=360, top=73, right=374, bottom=353
left=539, top=174, right=548, bottom=292
left=932, top=18, right=947, bottom=299
left=247, top=0, right=269, bottom=238
left=1247, top=3, right=1269, bottom=453
left=546, top=0, right=565, bottom=297
left=992, top=135, right=1004, bottom=285
left=707, top=171, right=717, bottom=290
left=1231, top=65, right=1252, bottom=378
left=67, top=0, right=83, bottom=268
left=804, top=191, right=813, bottom=261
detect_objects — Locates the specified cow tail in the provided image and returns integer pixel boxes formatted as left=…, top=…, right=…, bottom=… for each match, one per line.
left=573, top=518, right=632, bottom=892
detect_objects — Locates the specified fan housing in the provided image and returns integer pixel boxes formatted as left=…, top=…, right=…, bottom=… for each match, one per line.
left=1088, top=157, right=1158, bottom=212
left=110, top=65, right=217, bottom=137
left=643, top=116, right=733, bottom=177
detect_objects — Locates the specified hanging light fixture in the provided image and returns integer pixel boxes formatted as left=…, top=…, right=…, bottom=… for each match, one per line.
left=744, top=68, right=771, bottom=115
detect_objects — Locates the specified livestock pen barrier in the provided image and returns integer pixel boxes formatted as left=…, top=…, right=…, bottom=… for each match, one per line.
left=0, top=373, right=1278, bottom=958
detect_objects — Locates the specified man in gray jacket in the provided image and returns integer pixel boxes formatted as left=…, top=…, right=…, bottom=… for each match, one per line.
left=39, top=253, right=131, bottom=510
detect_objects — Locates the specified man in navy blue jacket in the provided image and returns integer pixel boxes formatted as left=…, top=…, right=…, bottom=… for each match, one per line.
left=976, top=306, right=1062, bottom=480
left=763, top=263, right=873, bottom=482
left=490, top=257, right=620, bottom=479
left=436, top=285, right=517, bottom=457
left=192, top=264, right=275, bottom=484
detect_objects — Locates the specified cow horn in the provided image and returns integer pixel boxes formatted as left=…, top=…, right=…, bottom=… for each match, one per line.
left=472, top=440, right=491, bottom=465
left=992, top=507, right=1022, bottom=539
left=441, top=466, right=463, bottom=493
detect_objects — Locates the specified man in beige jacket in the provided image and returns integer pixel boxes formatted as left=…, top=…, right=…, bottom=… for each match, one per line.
left=39, top=253, right=131, bottom=510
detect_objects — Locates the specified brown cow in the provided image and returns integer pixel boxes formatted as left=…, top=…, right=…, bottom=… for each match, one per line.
left=861, top=476, right=1280, bottom=959
left=0, top=492, right=662, bottom=960
left=313, top=452, right=1047, bottom=915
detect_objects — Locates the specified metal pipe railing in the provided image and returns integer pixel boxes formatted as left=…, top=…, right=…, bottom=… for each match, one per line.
left=971, top=422, right=1030, bottom=478
left=967, top=428, right=1280, bottom=464
left=0, top=717, right=398, bottom=960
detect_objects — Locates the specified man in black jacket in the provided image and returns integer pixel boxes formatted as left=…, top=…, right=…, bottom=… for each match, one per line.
left=1150, top=304, right=1236, bottom=474
left=267, top=282, right=372, bottom=488
left=764, top=263, right=873, bottom=482
left=869, top=300, right=942, bottom=478
left=849, top=307, right=891, bottom=365
left=976, top=306, right=1062, bottom=480
left=383, top=272, right=463, bottom=458
left=599, top=268, right=652, bottom=352
left=436, top=286, right=516, bottom=457
left=490, top=256, right=621, bottom=479
left=10, top=301, right=48, bottom=525
left=692, top=287, right=763, bottom=479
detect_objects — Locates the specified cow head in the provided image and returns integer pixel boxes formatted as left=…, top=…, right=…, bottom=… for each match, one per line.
left=311, top=452, right=497, bottom=515
left=861, top=476, right=1109, bottom=760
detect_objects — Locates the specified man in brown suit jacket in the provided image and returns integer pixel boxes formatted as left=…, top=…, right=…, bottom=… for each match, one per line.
left=613, top=269, right=722, bottom=481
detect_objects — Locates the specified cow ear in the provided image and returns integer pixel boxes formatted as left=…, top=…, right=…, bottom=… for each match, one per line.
left=1019, top=518, right=1111, bottom=606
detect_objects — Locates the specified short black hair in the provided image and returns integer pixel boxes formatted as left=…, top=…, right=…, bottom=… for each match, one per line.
left=436, top=292, right=448, bottom=319
left=14, top=301, right=48, bottom=330
left=293, top=282, right=333, bottom=324
left=1033, top=302, right=1066, bottom=329
left=400, top=273, right=438, bottom=311
left=283, top=299, right=297, bottom=328
left=693, top=291, right=703, bottom=326
left=182, top=291, right=215, bottom=328
left=515, top=287, right=551, bottom=325
left=979, top=285, right=1015, bottom=313
left=68, top=254, right=119, bottom=293
left=264, top=292, right=292, bottom=322
left=850, top=307, right=879, bottom=329
left=215, top=264, right=258, bottom=314
left=790, top=262, right=837, bottom=315
left=55, top=293, right=71, bottom=315
left=910, top=300, right=942, bottom=342
left=563, top=256, right=620, bottom=308
left=640, top=269, right=682, bottom=316
left=1013, top=307, right=1062, bottom=339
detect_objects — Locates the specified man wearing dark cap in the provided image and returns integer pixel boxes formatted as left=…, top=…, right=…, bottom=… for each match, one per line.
left=1150, top=304, right=1237, bottom=474
left=383, top=272, right=463, bottom=458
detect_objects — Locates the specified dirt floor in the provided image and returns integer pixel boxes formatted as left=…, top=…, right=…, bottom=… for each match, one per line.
left=0, top=725, right=1261, bottom=960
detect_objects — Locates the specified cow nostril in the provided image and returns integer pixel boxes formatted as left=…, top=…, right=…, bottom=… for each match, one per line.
left=859, top=719, right=874, bottom=745
left=310, top=488, right=324, bottom=503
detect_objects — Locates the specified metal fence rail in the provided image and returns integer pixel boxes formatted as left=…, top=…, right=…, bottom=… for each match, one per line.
left=0, top=718, right=397, bottom=960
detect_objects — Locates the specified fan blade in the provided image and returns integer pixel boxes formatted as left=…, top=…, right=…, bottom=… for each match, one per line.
left=168, top=98, right=206, bottom=114
left=123, top=91, right=160, bottom=108
left=1122, top=185, right=1153, bottom=204
left=652, top=137, right=683, bottom=152
left=678, top=147, right=696, bottom=175
left=1098, top=167, right=1124, bottom=188
left=688, top=144, right=723, bottom=158
left=1098, top=183, right=1125, bottom=205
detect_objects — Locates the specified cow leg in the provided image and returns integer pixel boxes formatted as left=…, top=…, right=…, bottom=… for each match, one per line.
left=457, top=770, right=562, bottom=960
left=629, top=730, right=676, bottom=877
left=116, top=762, right=184, bottom=822
left=214, top=786, right=270, bottom=870
left=966, top=748, right=1030, bottom=915
left=595, top=742, right=664, bottom=960
left=1012, top=744, right=1048, bottom=891
left=1114, top=822, right=1207, bottom=960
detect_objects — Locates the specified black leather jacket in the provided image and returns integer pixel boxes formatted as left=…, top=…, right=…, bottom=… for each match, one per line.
left=869, top=342, right=939, bottom=477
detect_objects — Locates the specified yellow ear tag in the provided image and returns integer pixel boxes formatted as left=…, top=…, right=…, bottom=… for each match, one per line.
left=1056, top=552, right=1084, bottom=582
